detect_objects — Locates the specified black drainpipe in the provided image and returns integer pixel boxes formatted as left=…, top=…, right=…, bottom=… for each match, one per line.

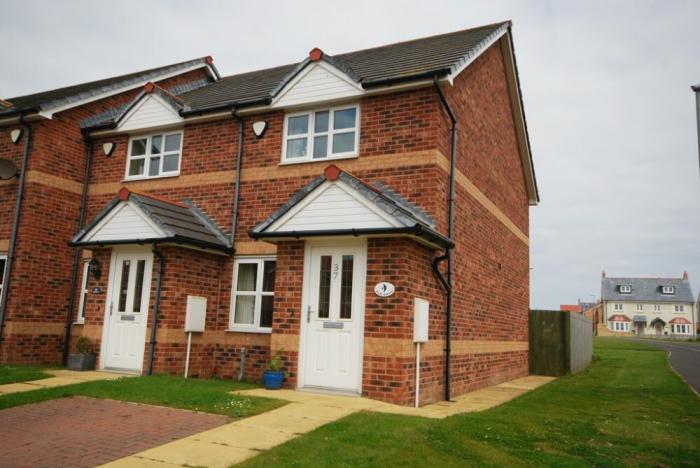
left=432, top=75, right=457, bottom=402
left=230, top=108, right=243, bottom=248
left=62, top=136, right=93, bottom=364
left=0, top=115, right=32, bottom=352
left=147, top=245, right=164, bottom=375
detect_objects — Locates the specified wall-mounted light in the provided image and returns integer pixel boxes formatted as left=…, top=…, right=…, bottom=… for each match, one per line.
left=10, top=129, right=23, bottom=144
left=252, top=121, right=268, bottom=138
left=102, top=142, right=115, bottom=157
left=87, top=258, right=102, bottom=280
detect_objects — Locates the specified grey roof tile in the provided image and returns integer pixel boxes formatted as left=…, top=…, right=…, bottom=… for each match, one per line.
left=601, top=277, right=695, bottom=303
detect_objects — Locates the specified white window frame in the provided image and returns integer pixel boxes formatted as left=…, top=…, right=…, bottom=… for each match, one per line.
left=75, top=262, right=90, bottom=324
left=614, top=303, right=623, bottom=311
left=281, top=104, right=360, bottom=164
left=0, top=253, right=6, bottom=304
left=620, top=285, right=632, bottom=293
left=611, top=321, right=629, bottom=332
left=662, top=286, right=675, bottom=294
left=636, top=304, right=643, bottom=311
left=674, top=305, right=685, bottom=312
left=229, top=257, right=276, bottom=333
left=672, top=324, right=689, bottom=334
left=125, top=130, right=183, bottom=181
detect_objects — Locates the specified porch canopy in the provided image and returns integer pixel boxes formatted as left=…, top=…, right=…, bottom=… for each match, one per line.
left=70, top=187, right=232, bottom=254
left=633, top=315, right=647, bottom=323
left=669, top=317, right=691, bottom=325
left=249, top=165, right=453, bottom=250
left=608, top=314, right=631, bottom=322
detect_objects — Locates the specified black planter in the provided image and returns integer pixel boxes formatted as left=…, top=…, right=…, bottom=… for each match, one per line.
left=67, top=353, right=96, bottom=371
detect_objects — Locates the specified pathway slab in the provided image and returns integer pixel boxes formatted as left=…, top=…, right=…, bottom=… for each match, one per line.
left=0, top=369, right=130, bottom=395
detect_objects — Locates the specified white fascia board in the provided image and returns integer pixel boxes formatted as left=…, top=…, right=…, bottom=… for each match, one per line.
left=445, top=23, right=510, bottom=85
left=37, top=63, right=212, bottom=119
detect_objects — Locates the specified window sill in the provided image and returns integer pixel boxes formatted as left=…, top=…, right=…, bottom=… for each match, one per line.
left=123, top=173, right=181, bottom=183
left=226, top=328, right=272, bottom=335
left=73, top=320, right=85, bottom=325
left=279, top=154, right=359, bottom=166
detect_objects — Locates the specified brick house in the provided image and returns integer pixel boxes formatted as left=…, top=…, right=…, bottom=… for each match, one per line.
left=0, top=21, right=538, bottom=406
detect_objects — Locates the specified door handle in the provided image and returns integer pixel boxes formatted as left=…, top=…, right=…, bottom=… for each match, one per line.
left=307, top=306, right=312, bottom=323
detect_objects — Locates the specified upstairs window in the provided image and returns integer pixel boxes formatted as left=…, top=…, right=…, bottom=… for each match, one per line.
left=674, top=305, right=685, bottom=312
left=654, top=304, right=661, bottom=312
left=661, top=286, right=675, bottom=295
left=0, top=254, right=6, bottom=304
left=619, top=285, right=632, bottom=294
left=614, top=303, right=623, bottom=311
left=636, top=304, right=643, bottom=311
left=283, top=105, right=359, bottom=163
left=126, top=131, right=182, bottom=180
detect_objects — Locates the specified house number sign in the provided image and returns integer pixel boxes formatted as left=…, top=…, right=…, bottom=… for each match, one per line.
left=374, top=282, right=395, bottom=297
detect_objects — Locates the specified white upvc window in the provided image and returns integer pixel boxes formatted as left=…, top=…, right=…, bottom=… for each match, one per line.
left=229, top=257, right=276, bottom=333
left=662, top=286, right=675, bottom=294
left=76, top=262, right=90, bottom=324
left=654, top=304, right=661, bottom=312
left=612, top=322, right=629, bottom=332
left=674, top=305, right=685, bottom=312
left=636, top=304, right=643, bottom=311
left=126, top=131, right=183, bottom=180
left=672, top=324, right=690, bottom=334
left=0, top=254, right=6, bottom=304
left=620, top=285, right=632, bottom=293
left=614, top=303, right=623, bottom=311
left=282, top=105, right=359, bottom=163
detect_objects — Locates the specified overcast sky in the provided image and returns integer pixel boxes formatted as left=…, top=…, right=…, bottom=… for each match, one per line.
left=1, top=0, right=698, bottom=308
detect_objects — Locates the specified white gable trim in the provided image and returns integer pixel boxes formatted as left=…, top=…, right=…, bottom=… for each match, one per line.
left=37, top=63, right=215, bottom=120
left=271, top=61, right=364, bottom=109
left=445, top=23, right=509, bottom=85
left=83, top=201, right=166, bottom=242
left=117, top=94, right=184, bottom=133
left=267, top=180, right=402, bottom=233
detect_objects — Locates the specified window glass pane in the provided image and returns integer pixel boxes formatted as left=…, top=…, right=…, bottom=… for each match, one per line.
left=263, top=261, right=276, bottom=292
left=287, top=115, right=309, bottom=135
left=318, top=256, right=332, bottom=319
left=132, top=260, right=146, bottom=313
left=128, top=159, right=145, bottom=176
left=313, top=136, right=328, bottom=159
left=260, top=296, right=273, bottom=328
left=236, top=263, right=258, bottom=291
left=165, top=133, right=181, bottom=152
left=0, top=258, right=5, bottom=285
left=118, top=260, right=130, bottom=312
left=163, top=154, right=179, bottom=173
left=333, top=108, right=356, bottom=130
left=340, top=255, right=354, bottom=319
left=234, top=296, right=255, bottom=324
left=314, top=111, right=329, bottom=133
left=332, top=132, right=355, bottom=153
left=148, top=157, right=161, bottom=176
left=286, top=138, right=308, bottom=159
left=131, top=139, right=147, bottom=156
left=151, top=135, right=162, bottom=154
left=79, top=291, right=88, bottom=319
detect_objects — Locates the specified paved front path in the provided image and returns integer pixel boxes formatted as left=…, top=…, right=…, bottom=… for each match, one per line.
left=634, top=339, right=700, bottom=394
left=103, top=375, right=554, bottom=468
left=0, top=369, right=128, bottom=395
left=0, top=397, right=228, bottom=468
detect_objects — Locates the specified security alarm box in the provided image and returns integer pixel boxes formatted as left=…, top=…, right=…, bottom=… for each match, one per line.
left=185, top=296, right=207, bottom=332
left=413, top=298, right=429, bottom=343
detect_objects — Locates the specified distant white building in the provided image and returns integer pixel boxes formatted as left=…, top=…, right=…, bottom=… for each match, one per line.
left=601, top=271, right=696, bottom=339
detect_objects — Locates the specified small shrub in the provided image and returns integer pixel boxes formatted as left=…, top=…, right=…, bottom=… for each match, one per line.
left=75, top=336, right=94, bottom=354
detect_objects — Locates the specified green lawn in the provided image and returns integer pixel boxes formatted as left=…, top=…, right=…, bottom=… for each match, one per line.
left=241, top=338, right=700, bottom=467
left=0, top=365, right=52, bottom=385
left=0, top=375, right=286, bottom=419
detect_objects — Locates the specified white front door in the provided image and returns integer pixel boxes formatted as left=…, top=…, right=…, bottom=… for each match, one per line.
left=300, top=242, right=366, bottom=393
left=102, top=249, right=153, bottom=372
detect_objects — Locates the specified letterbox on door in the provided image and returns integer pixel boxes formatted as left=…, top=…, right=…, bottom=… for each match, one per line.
left=185, top=296, right=207, bottom=332
left=413, top=298, right=429, bottom=343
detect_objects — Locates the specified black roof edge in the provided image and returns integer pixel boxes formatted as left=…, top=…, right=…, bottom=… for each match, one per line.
left=248, top=225, right=454, bottom=249
left=361, top=68, right=452, bottom=89
left=0, top=105, right=41, bottom=119
left=179, top=96, right=272, bottom=117
left=692, top=84, right=700, bottom=92
left=68, top=236, right=233, bottom=254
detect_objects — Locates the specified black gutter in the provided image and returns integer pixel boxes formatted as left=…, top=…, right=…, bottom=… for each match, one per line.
left=62, top=137, right=94, bottom=364
left=249, top=225, right=454, bottom=249
left=69, top=236, right=233, bottom=254
left=433, top=75, right=457, bottom=402
left=0, top=115, right=32, bottom=350
left=147, top=245, right=164, bottom=375
left=179, top=97, right=271, bottom=118
left=361, top=68, right=452, bottom=89
left=231, top=108, right=243, bottom=249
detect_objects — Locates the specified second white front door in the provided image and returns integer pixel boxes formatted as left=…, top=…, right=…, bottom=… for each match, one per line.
left=102, top=249, right=153, bottom=372
left=300, top=242, right=366, bottom=393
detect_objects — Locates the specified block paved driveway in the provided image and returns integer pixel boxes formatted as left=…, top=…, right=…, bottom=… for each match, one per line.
left=0, top=396, right=229, bottom=468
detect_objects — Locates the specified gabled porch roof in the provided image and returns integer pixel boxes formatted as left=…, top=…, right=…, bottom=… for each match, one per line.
left=70, top=187, right=231, bottom=254
left=250, top=165, right=453, bottom=250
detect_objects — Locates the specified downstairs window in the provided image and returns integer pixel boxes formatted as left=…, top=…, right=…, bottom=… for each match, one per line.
left=230, top=257, right=276, bottom=332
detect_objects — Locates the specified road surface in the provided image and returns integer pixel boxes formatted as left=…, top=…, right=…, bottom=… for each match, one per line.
left=635, top=339, right=700, bottom=394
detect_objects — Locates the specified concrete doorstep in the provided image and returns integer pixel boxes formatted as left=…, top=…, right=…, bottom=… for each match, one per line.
left=0, top=369, right=129, bottom=395
left=101, top=375, right=554, bottom=468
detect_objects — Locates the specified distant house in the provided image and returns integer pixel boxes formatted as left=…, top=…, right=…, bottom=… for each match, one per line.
left=560, top=304, right=580, bottom=313
left=601, top=271, right=696, bottom=339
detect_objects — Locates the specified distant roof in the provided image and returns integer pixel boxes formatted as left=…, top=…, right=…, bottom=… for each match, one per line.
left=601, top=276, right=695, bottom=303
left=71, top=188, right=231, bottom=253
left=560, top=304, right=580, bottom=312
left=1, top=57, right=217, bottom=117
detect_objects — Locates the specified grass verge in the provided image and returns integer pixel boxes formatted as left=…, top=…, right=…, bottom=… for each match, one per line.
left=0, top=365, right=52, bottom=385
left=240, top=338, right=700, bottom=467
left=0, top=375, right=285, bottom=419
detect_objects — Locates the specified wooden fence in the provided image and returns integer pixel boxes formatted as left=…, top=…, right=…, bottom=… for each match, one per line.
left=529, top=309, right=593, bottom=376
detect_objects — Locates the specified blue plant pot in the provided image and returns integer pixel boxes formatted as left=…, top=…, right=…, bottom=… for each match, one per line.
left=263, top=370, right=284, bottom=389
